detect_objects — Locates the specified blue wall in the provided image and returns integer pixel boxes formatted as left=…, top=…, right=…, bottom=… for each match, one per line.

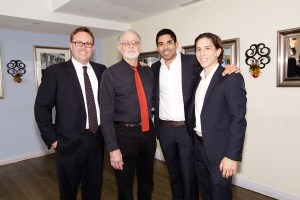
left=0, top=28, right=105, bottom=163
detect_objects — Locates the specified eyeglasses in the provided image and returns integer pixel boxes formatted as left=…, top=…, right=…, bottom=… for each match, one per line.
left=72, top=41, right=94, bottom=48
left=119, top=40, right=141, bottom=47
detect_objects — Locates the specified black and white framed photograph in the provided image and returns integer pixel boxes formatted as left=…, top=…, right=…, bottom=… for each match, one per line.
left=139, top=51, right=160, bottom=67
left=34, top=46, right=70, bottom=88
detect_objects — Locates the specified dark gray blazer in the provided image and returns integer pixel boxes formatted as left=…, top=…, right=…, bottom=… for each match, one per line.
left=189, top=65, right=247, bottom=164
left=34, top=59, right=106, bottom=154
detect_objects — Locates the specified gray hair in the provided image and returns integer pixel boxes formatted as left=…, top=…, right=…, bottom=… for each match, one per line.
left=117, top=29, right=141, bottom=44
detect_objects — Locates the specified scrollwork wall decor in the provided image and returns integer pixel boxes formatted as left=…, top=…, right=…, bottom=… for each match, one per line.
left=245, top=43, right=271, bottom=78
left=7, top=60, right=26, bottom=83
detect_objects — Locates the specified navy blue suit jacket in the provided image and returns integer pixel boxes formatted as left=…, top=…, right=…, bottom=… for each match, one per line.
left=188, top=65, right=247, bottom=164
left=34, top=59, right=106, bottom=154
left=151, top=53, right=199, bottom=138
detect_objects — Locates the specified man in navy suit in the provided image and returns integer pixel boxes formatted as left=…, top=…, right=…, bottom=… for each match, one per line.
left=151, top=29, right=239, bottom=200
left=190, top=32, right=247, bottom=200
left=34, top=27, right=106, bottom=200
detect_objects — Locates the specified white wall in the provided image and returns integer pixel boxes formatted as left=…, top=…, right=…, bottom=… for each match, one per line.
left=1, top=0, right=299, bottom=199
left=104, top=0, right=300, bottom=199
left=103, top=36, right=121, bottom=67
left=0, top=28, right=105, bottom=164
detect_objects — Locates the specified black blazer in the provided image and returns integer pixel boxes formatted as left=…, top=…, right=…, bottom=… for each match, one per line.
left=151, top=53, right=200, bottom=138
left=34, top=59, right=106, bottom=154
left=188, top=65, right=247, bottom=164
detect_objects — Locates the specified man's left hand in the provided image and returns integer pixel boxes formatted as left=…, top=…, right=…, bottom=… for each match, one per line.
left=219, top=157, right=238, bottom=178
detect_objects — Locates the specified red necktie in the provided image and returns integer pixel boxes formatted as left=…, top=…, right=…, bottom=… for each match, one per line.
left=131, top=67, right=149, bottom=132
left=83, top=66, right=98, bottom=133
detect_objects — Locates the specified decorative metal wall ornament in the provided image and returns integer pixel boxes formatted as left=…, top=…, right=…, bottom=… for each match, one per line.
left=245, top=43, right=271, bottom=78
left=7, top=60, right=26, bottom=83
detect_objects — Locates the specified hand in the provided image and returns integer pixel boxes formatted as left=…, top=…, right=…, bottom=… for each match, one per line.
left=222, top=64, right=241, bottom=76
left=219, top=157, right=238, bottom=178
left=139, top=61, right=147, bottom=67
left=51, top=141, right=58, bottom=149
left=110, top=149, right=124, bottom=170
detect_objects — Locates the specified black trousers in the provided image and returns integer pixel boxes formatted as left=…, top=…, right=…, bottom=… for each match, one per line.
left=114, top=122, right=156, bottom=200
left=55, top=129, right=104, bottom=200
left=158, top=124, right=198, bottom=200
left=193, top=135, right=232, bottom=200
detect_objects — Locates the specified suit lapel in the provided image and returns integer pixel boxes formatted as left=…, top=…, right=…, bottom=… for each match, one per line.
left=181, top=53, right=188, bottom=103
left=155, top=63, right=161, bottom=100
left=203, top=65, right=223, bottom=107
left=65, top=60, right=85, bottom=108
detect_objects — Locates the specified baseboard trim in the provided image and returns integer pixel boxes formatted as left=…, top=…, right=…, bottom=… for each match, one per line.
left=0, top=150, right=54, bottom=166
left=233, top=177, right=300, bottom=200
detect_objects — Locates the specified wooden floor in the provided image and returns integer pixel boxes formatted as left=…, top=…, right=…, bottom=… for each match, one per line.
left=0, top=153, right=276, bottom=200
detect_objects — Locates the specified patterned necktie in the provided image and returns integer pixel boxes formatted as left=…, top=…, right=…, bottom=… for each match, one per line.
left=82, top=66, right=98, bottom=133
left=131, top=67, right=149, bottom=132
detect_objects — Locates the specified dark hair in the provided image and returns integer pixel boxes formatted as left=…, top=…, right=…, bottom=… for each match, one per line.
left=70, top=26, right=95, bottom=44
left=194, top=32, right=224, bottom=64
left=155, top=29, right=177, bottom=45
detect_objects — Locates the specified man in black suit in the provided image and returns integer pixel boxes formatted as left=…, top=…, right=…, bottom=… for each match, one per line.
left=34, top=26, right=106, bottom=200
left=190, top=32, right=247, bottom=200
left=151, top=29, right=199, bottom=200
left=152, top=29, right=239, bottom=200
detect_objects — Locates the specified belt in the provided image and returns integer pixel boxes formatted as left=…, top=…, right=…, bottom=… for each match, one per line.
left=194, top=133, right=203, bottom=143
left=114, top=121, right=141, bottom=127
left=159, top=119, right=185, bottom=127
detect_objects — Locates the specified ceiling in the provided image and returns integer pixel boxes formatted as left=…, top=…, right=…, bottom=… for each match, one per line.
left=0, top=0, right=208, bottom=38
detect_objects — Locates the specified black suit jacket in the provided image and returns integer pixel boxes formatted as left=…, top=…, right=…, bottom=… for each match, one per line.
left=188, top=65, right=247, bottom=164
left=34, top=59, right=106, bottom=154
left=151, top=53, right=200, bottom=138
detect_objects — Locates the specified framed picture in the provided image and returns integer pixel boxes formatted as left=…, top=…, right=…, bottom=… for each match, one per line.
left=34, top=46, right=71, bottom=88
left=277, top=27, right=300, bottom=87
left=0, top=49, right=3, bottom=98
left=181, top=38, right=240, bottom=67
left=139, top=51, right=160, bottom=67
left=181, top=45, right=195, bottom=55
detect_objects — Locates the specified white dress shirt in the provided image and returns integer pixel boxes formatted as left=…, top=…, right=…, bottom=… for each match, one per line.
left=72, top=57, right=100, bottom=128
left=159, top=52, right=185, bottom=121
left=194, top=63, right=219, bottom=136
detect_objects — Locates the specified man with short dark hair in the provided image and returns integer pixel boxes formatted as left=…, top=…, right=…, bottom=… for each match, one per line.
left=35, top=26, right=106, bottom=200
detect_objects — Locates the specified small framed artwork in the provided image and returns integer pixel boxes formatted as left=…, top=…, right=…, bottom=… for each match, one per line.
left=181, top=45, right=195, bottom=55
left=139, top=51, right=160, bottom=67
left=277, top=27, right=300, bottom=87
left=182, top=38, right=240, bottom=67
left=223, top=38, right=240, bottom=67
left=34, top=46, right=71, bottom=88
left=0, top=50, right=3, bottom=98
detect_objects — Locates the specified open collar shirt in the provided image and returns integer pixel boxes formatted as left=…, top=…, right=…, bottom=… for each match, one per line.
left=159, top=52, right=185, bottom=121
left=194, top=63, right=219, bottom=136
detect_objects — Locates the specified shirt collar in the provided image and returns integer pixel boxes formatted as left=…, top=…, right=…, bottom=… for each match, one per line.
left=160, top=51, right=181, bottom=67
left=200, top=63, right=219, bottom=80
left=121, top=58, right=141, bottom=69
left=72, top=57, right=91, bottom=71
